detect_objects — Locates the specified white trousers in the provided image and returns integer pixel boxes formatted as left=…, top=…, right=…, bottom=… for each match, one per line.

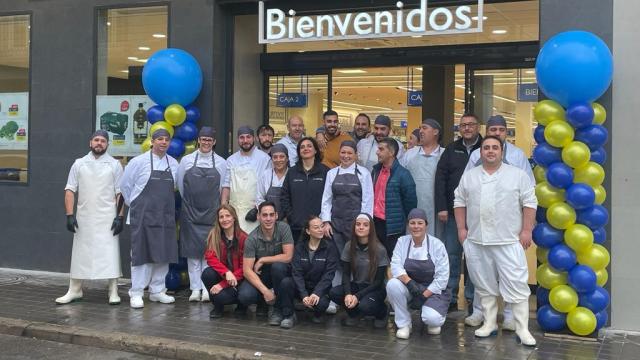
left=129, top=263, right=168, bottom=298
left=464, top=241, right=530, bottom=304
left=386, top=278, right=446, bottom=328
left=472, top=292, right=514, bottom=320
left=187, top=257, right=207, bottom=291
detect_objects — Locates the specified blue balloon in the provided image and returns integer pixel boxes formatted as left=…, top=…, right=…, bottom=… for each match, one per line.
left=577, top=205, right=609, bottom=230
left=533, top=222, right=564, bottom=248
left=165, top=269, right=181, bottom=291
left=593, top=227, right=606, bottom=245
left=548, top=244, right=577, bottom=271
left=546, top=162, right=574, bottom=189
left=536, top=207, right=547, bottom=223
left=535, top=31, right=613, bottom=107
left=146, top=105, right=165, bottom=124
left=177, top=257, right=188, bottom=272
left=537, top=287, right=550, bottom=307
left=537, top=305, right=567, bottom=332
left=533, top=142, right=562, bottom=167
left=175, top=122, right=198, bottom=142
left=590, top=147, right=607, bottom=165
left=575, top=125, right=608, bottom=150
left=142, top=48, right=203, bottom=107
left=566, top=103, right=595, bottom=129
left=579, top=287, right=610, bottom=313
left=167, top=138, right=185, bottom=158
left=534, top=125, right=546, bottom=144
left=185, top=105, right=201, bottom=124
left=594, top=309, right=608, bottom=330
left=568, top=265, right=597, bottom=293
left=565, top=183, right=596, bottom=210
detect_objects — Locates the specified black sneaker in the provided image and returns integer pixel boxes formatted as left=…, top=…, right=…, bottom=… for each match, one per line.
left=209, top=306, right=223, bottom=319
left=342, top=316, right=360, bottom=327
left=311, top=313, right=324, bottom=324
left=280, top=314, right=296, bottom=329
left=268, top=307, right=283, bottom=326
left=373, top=312, right=388, bottom=329
left=234, top=304, right=247, bottom=316
left=256, top=302, right=269, bottom=317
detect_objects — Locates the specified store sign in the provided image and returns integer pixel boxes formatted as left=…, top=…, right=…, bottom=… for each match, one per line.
left=276, top=93, right=308, bottom=108
left=259, top=0, right=484, bottom=44
left=407, top=90, right=423, bottom=107
left=517, top=83, right=539, bottom=102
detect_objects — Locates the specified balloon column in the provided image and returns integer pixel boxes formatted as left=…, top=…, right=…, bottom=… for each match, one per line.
left=533, top=31, right=612, bottom=336
left=140, top=48, right=202, bottom=158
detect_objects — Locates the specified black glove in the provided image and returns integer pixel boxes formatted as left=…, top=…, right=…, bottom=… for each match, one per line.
left=245, top=208, right=258, bottom=222
left=111, top=216, right=124, bottom=235
left=407, top=280, right=428, bottom=310
left=66, top=214, right=78, bottom=233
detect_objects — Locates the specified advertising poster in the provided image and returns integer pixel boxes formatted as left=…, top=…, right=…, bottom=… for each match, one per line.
left=96, top=95, right=153, bottom=157
left=0, top=92, right=29, bottom=150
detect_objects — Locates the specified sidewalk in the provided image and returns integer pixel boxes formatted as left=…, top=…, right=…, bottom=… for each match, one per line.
left=0, top=268, right=635, bottom=359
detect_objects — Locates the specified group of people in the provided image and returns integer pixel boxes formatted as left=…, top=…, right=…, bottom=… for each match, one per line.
left=57, top=110, right=537, bottom=346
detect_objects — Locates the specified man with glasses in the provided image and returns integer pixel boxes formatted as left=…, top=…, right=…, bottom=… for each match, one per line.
left=434, top=114, right=482, bottom=313
left=277, top=115, right=305, bottom=167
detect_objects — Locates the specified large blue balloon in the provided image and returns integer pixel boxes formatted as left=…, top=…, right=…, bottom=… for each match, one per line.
left=533, top=222, right=564, bottom=248
left=146, top=105, right=165, bottom=124
left=185, top=105, right=201, bottom=124
left=175, top=122, right=198, bottom=142
left=568, top=265, right=597, bottom=293
left=142, top=48, right=203, bottom=107
left=167, top=138, right=185, bottom=158
left=577, top=205, right=609, bottom=230
left=535, top=31, right=613, bottom=107
left=590, top=147, right=607, bottom=165
left=566, top=183, right=596, bottom=210
left=566, top=103, right=595, bottom=129
left=548, top=243, right=577, bottom=271
left=546, top=162, right=574, bottom=189
left=537, top=287, right=550, bottom=307
left=592, top=227, right=606, bottom=245
left=579, top=287, right=609, bottom=313
left=594, top=309, right=608, bottom=331
left=533, top=142, right=562, bottom=167
left=575, top=125, right=608, bottom=150
left=536, top=207, right=547, bottom=223
left=537, top=305, right=567, bottom=332
left=534, top=125, right=546, bottom=144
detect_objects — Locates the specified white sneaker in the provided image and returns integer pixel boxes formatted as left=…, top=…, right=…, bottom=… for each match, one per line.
left=396, top=325, right=412, bottom=339
left=465, top=311, right=484, bottom=327
left=149, top=292, right=175, bottom=304
left=502, top=318, right=516, bottom=331
left=55, top=279, right=83, bottom=305
left=427, top=326, right=441, bottom=335
left=189, top=290, right=201, bottom=302
left=130, top=296, right=144, bottom=309
left=201, top=289, right=210, bottom=302
left=326, top=301, right=338, bottom=315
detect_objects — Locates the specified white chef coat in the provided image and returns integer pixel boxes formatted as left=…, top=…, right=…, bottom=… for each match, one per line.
left=119, top=150, right=179, bottom=207
left=176, top=149, right=227, bottom=195
left=65, top=152, right=123, bottom=194
left=276, top=135, right=299, bottom=167
left=357, top=134, right=405, bottom=172
left=256, top=168, right=287, bottom=205
left=390, top=234, right=449, bottom=295
left=453, top=163, right=537, bottom=246
left=221, top=147, right=271, bottom=189
left=320, top=162, right=374, bottom=222
left=399, top=144, right=444, bottom=167
left=465, top=142, right=535, bottom=186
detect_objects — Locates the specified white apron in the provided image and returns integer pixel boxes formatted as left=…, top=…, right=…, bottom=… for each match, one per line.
left=229, top=164, right=259, bottom=233
left=70, top=159, right=122, bottom=279
left=406, top=149, right=442, bottom=236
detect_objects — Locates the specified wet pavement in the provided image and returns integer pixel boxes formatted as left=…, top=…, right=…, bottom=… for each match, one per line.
left=0, top=268, right=637, bottom=360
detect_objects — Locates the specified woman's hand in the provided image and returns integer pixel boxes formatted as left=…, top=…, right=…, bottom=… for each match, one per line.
left=210, top=284, right=223, bottom=295
left=225, top=271, right=237, bottom=287
left=344, top=294, right=359, bottom=309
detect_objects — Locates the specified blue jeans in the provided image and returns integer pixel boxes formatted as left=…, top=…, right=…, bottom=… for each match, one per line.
left=441, top=216, right=474, bottom=304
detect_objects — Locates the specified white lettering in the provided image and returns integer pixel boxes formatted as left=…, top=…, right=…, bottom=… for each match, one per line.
left=316, top=15, right=334, bottom=37
left=297, top=16, right=314, bottom=38
left=334, top=13, right=352, bottom=36
left=374, top=11, right=394, bottom=34
left=266, top=8, right=286, bottom=40
left=455, top=6, right=472, bottom=30
left=288, top=13, right=294, bottom=39
left=353, top=13, right=373, bottom=35
left=406, top=0, right=426, bottom=32
left=396, top=9, right=403, bottom=33
left=429, top=8, right=453, bottom=31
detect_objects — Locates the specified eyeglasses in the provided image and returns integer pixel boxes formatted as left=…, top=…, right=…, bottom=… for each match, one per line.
left=199, top=138, right=214, bottom=143
left=460, top=122, right=478, bottom=129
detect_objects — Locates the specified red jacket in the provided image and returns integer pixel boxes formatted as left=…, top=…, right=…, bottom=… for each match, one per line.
left=204, top=230, right=247, bottom=288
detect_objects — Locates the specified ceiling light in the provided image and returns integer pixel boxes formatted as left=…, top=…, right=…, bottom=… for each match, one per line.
left=298, top=50, right=305, bottom=53
left=152, top=33, right=166, bottom=38
left=363, top=47, right=371, bottom=50
left=492, top=29, right=507, bottom=35
left=120, top=70, right=129, bottom=73
left=135, top=58, right=148, bottom=63
left=415, top=67, right=423, bottom=71
left=138, top=46, right=151, bottom=51
left=475, top=72, right=514, bottom=76
left=472, top=16, right=488, bottom=21
left=127, top=56, right=138, bottom=60
left=411, top=35, right=423, bottom=38
left=525, top=70, right=535, bottom=74
left=107, top=22, right=111, bottom=26
left=337, top=69, right=367, bottom=74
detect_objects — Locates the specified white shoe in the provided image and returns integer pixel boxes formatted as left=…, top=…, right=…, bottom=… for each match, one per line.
left=189, top=290, right=201, bottom=302
left=130, top=296, right=144, bottom=309
left=149, top=292, right=175, bottom=304
left=55, top=279, right=83, bottom=304
left=513, top=301, right=536, bottom=346
left=200, top=289, right=210, bottom=302
left=108, top=279, right=121, bottom=305
left=427, top=326, right=441, bottom=335
left=502, top=318, right=516, bottom=331
left=475, top=296, right=498, bottom=338
left=396, top=325, right=412, bottom=339
left=326, top=301, right=338, bottom=315
left=465, top=311, right=484, bottom=327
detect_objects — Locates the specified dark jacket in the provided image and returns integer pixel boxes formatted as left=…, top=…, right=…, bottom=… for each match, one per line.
left=291, top=237, right=338, bottom=298
left=280, top=161, right=329, bottom=231
left=371, top=158, right=417, bottom=235
left=434, top=136, right=482, bottom=214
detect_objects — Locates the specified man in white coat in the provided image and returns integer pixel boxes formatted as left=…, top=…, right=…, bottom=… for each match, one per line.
left=357, top=115, right=404, bottom=172
left=56, top=130, right=124, bottom=305
left=454, top=135, right=537, bottom=347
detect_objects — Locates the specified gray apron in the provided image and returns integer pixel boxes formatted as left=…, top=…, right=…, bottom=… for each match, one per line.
left=179, top=151, right=221, bottom=258
left=265, top=169, right=286, bottom=217
left=331, top=166, right=362, bottom=253
left=405, top=235, right=451, bottom=316
left=406, top=148, right=442, bottom=236
left=129, top=152, right=178, bottom=266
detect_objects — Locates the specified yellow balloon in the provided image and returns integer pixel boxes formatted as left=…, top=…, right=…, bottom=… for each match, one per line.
left=544, top=120, right=575, bottom=148
left=577, top=244, right=610, bottom=270
left=546, top=202, right=576, bottom=230
left=140, top=137, right=152, bottom=152
left=593, top=185, right=607, bottom=205
left=550, top=285, right=579, bottom=313
left=533, top=165, right=547, bottom=184
left=537, top=263, right=568, bottom=289
left=536, top=182, right=565, bottom=208
left=149, top=121, right=175, bottom=138
left=595, top=268, right=608, bottom=287
left=574, top=162, right=605, bottom=187
left=534, top=100, right=566, bottom=126
left=567, top=307, right=597, bottom=336
left=164, top=104, right=186, bottom=126
left=564, top=224, right=594, bottom=253
left=184, top=141, right=197, bottom=155
left=562, top=141, right=591, bottom=169
left=536, top=246, right=549, bottom=263
left=592, top=103, right=607, bottom=125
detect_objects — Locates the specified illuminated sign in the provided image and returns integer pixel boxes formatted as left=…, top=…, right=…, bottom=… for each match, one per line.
left=276, top=93, right=308, bottom=108
left=407, top=90, right=423, bottom=107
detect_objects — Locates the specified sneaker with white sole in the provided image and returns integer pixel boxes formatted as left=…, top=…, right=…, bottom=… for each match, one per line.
left=189, top=290, right=201, bottom=302
left=326, top=301, right=338, bottom=315
left=396, top=325, right=412, bottom=339
left=465, top=311, right=484, bottom=327
left=130, top=296, right=144, bottom=309
left=201, top=289, right=210, bottom=302
left=427, top=326, right=441, bottom=335
left=149, top=292, right=175, bottom=304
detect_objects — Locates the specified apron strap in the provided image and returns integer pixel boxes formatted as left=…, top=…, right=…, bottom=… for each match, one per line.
left=191, top=151, right=200, bottom=170
left=149, top=151, right=154, bottom=172
left=407, top=235, right=431, bottom=260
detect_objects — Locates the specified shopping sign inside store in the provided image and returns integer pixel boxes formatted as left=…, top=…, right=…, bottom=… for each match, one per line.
left=259, top=0, right=483, bottom=44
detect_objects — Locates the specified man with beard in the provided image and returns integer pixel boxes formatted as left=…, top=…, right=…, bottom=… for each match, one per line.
left=56, top=130, right=124, bottom=305
left=319, top=110, right=354, bottom=169
left=316, top=113, right=371, bottom=151
left=357, top=115, right=405, bottom=172
left=256, top=124, right=275, bottom=154
left=221, top=126, right=271, bottom=233
left=276, top=115, right=305, bottom=167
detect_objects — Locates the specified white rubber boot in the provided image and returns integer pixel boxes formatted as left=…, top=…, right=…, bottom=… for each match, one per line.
left=513, top=301, right=536, bottom=346
left=474, top=296, right=498, bottom=338
left=55, top=279, right=83, bottom=304
left=108, top=279, right=121, bottom=305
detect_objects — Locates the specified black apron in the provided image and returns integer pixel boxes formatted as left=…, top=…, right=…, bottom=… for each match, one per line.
left=265, top=169, right=286, bottom=217
left=404, top=236, right=451, bottom=316
left=179, top=151, right=221, bottom=258
left=129, top=152, right=179, bottom=266
left=331, top=166, right=362, bottom=253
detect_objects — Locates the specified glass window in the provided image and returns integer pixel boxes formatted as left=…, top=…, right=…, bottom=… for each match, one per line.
left=96, top=6, right=168, bottom=160
left=0, top=15, right=30, bottom=183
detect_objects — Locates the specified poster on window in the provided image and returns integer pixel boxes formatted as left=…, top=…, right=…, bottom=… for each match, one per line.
left=96, top=95, right=153, bottom=157
left=0, top=92, right=29, bottom=151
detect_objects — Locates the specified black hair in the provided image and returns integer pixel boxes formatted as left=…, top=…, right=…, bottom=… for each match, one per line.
left=355, top=113, right=371, bottom=124
left=257, top=124, right=274, bottom=135
left=481, top=135, right=504, bottom=146
left=322, top=110, right=338, bottom=119
left=295, top=136, right=323, bottom=166
left=460, top=113, right=479, bottom=122
left=258, top=201, right=277, bottom=214
left=378, top=137, right=399, bottom=157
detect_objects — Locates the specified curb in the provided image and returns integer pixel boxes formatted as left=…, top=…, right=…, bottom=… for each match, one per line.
left=0, top=317, right=290, bottom=360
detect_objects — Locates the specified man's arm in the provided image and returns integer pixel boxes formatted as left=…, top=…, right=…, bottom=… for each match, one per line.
left=256, top=243, right=294, bottom=265
left=64, top=190, right=75, bottom=215
left=221, top=187, right=230, bottom=205
left=453, top=207, right=467, bottom=244
left=520, top=207, right=536, bottom=249
left=242, top=257, right=270, bottom=295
